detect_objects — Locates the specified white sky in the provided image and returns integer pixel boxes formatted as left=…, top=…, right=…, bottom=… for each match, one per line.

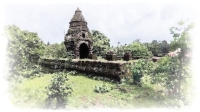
left=2, top=1, right=197, bottom=47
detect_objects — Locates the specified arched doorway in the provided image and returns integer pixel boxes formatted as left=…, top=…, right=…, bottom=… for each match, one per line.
left=79, top=43, right=89, bottom=59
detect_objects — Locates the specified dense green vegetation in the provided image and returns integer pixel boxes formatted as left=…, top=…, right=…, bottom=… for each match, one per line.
left=43, top=42, right=67, bottom=59
left=124, top=40, right=153, bottom=58
left=4, top=20, right=194, bottom=109
left=91, top=30, right=111, bottom=57
left=4, top=25, right=45, bottom=78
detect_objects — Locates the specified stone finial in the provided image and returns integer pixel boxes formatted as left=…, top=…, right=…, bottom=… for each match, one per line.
left=76, top=7, right=81, bottom=12
left=70, top=7, right=86, bottom=22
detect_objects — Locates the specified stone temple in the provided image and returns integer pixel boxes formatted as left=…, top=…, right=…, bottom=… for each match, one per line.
left=64, top=8, right=93, bottom=59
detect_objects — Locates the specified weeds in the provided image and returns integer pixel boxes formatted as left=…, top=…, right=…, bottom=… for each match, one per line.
left=94, top=83, right=113, bottom=93
left=45, top=71, right=73, bottom=109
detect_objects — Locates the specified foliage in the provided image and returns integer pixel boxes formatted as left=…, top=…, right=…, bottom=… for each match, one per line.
left=126, top=60, right=153, bottom=76
left=20, top=65, right=43, bottom=78
left=45, top=71, right=73, bottom=109
left=66, top=73, right=176, bottom=108
left=149, top=40, right=162, bottom=56
left=144, top=40, right=170, bottom=57
left=129, top=59, right=154, bottom=85
left=170, top=20, right=193, bottom=56
left=94, top=83, right=113, bottom=93
left=8, top=73, right=52, bottom=108
left=160, top=40, right=170, bottom=55
left=152, top=57, right=179, bottom=89
left=91, top=30, right=110, bottom=56
left=115, top=42, right=127, bottom=57
left=4, top=24, right=45, bottom=77
left=151, top=20, right=194, bottom=101
left=9, top=68, right=185, bottom=109
left=43, top=42, right=67, bottom=59
left=124, top=40, right=152, bottom=58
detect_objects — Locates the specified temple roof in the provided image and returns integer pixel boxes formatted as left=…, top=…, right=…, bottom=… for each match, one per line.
left=76, top=7, right=81, bottom=12
left=70, top=8, right=86, bottom=22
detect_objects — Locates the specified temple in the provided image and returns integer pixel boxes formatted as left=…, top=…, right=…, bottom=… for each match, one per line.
left=64, top=8, right=93, bottom=59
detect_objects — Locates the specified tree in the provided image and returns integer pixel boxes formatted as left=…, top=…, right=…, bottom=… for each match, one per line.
left=169, top=20, right=193, bottom=96
left=124, top=41, right=152, bottom=58
left=170, top=20, right=193, bottom=55
left=160, top=40, right=170, bottom=55
left=91, top=30, right=110, bottom=56
left=47, top=41, right=50, bottom=45
left=4, top=24, right=45, bottom=77
left=152, top=20, right=194, bottom=101
left=150, top=40, right=162, bottom=56
left=145, top=40, right=169, bottom=57
left=43, top=42, right=67, bottom=58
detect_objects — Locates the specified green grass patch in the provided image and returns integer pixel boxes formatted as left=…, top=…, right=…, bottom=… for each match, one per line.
left=66, top=73, right=167, bottom=109
left=9, top=71, right=182, bottom=109
left=9, top=74, right=53, bottom=108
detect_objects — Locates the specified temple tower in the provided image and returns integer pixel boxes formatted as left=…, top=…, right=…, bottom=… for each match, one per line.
left=64, top=8, right=93, bottom=59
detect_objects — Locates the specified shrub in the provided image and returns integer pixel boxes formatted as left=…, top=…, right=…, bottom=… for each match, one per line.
left=94, top=83, right=113, bottom=93
left=151, top=56, right=191, bottom=101
left=4, top=25, right=45, bottom=78
left=128, top=59, right=154, bottom=86
left=19, top=65, right=43, bottom=78
left=45, top=71, right=73, bottom=109
left=43, top=42, right=68, bottom=58
left=124, top=41, right=153, bottom=58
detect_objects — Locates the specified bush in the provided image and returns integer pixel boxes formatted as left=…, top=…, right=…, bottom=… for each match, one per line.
left=19, top=65, right=43, bottom=78
left=94, top=83, right=113, bottom=93
left=4, top=25, right=45, bottom=78
left=151, top=56, right=191, bottom=101
left=128, top=59, right=154, bottom=86
left=45, top=71, right=73, bottom=109
left=43, top=42, right=68, bottom=58
left=124, top=41, right=153, bottom=58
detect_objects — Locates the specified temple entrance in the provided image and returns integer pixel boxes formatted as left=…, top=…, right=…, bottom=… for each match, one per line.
left=79, top=43, right=89, bottom=59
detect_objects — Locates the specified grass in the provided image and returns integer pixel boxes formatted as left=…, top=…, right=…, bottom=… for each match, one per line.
left=9, top=70, right=177, bottom=109
left=9, top=74, right=52, bottom=108
left=67, top=77, right=170, bottom=109
left=67, top=74, right=118, bottom=109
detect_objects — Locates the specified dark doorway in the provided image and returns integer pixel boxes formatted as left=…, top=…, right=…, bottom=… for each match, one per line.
left=82, top=33, right=85, bottom=38
left=79, top=43, right=89, bottom=59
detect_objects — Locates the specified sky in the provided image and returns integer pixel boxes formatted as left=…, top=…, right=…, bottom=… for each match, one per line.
left=2, top=1, right=198, bottom=47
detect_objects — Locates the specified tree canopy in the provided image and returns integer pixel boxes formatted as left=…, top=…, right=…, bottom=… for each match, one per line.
left=91, top=30, right=110, bottom=56
left=4, top=24, right=45, bottom=76
left=124, top=40, right=152, bottom=58
left=43, top=42, right=67, bottom=59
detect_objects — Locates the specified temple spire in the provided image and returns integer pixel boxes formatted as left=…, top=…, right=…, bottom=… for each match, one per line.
left=70, top=7, right=86, bottom=22
left=64, top=8, right=92, bottom=59
left=76, top=7, right=81, bottom=12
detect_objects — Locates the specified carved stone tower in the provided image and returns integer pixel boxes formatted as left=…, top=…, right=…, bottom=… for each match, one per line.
left=64, top=8, right=93, bottom=59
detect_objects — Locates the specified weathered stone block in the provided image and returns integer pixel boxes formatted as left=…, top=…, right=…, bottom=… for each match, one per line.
left=117, top=56, right=122, bottom=60
left=106, top=54, right=117, bottom=61
left=88, top=53, right=97, bottom=60
left=123, top=52, right=132, bottom=61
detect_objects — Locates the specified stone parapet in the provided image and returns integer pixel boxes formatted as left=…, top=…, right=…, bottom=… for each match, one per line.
left=40, top=58, right=132, bottom=80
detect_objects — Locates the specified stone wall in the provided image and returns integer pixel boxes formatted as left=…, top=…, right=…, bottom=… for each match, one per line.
left=40, top=58, right=132, bottom=80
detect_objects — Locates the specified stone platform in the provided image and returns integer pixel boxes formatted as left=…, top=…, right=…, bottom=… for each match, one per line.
left=39, top=58, right=133, bottom=80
